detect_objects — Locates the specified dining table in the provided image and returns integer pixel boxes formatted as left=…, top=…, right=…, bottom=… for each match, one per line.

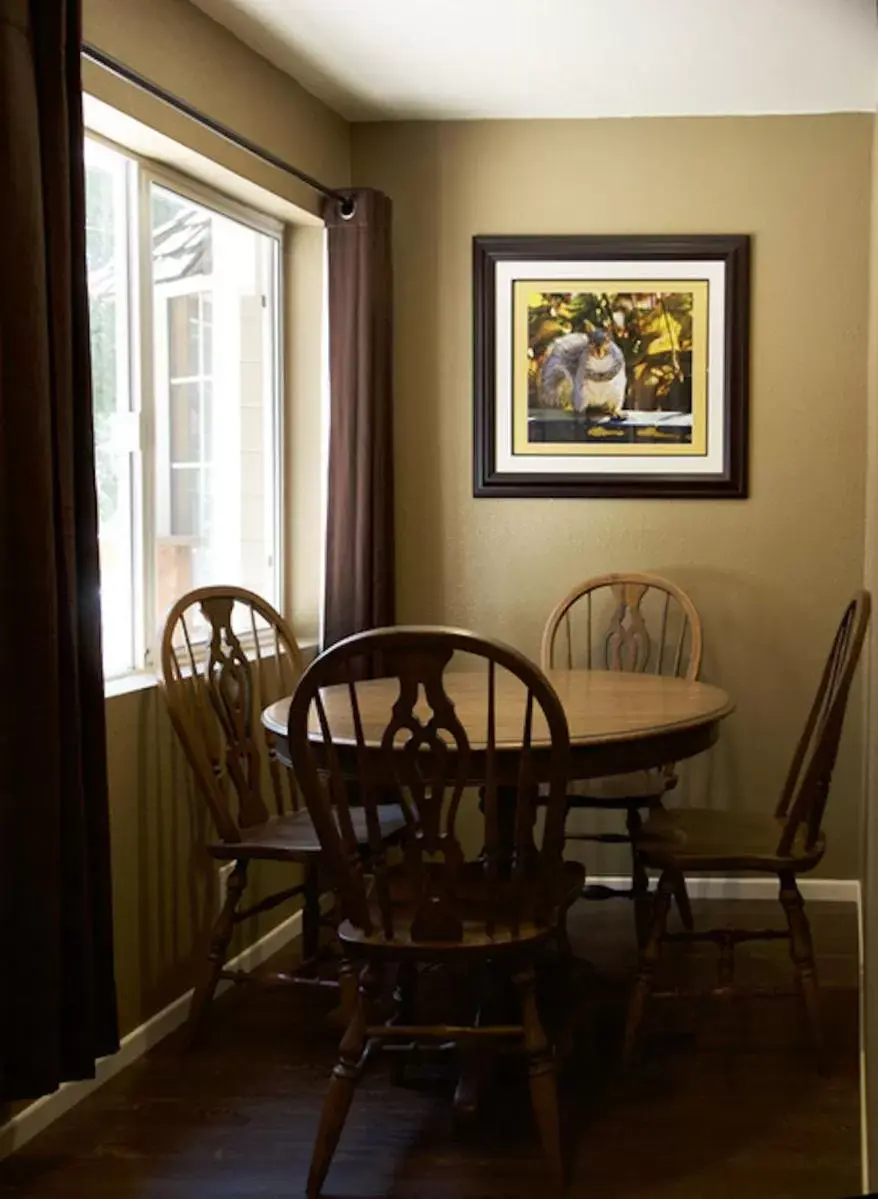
left=261, top=667, right=734, bottom=785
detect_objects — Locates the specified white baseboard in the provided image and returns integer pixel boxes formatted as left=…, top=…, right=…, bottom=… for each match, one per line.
left=590, top=874, right=860, bottom=904
left=0, top=903, right=312, bottom=1161
left=0, top=878, right=859, bottom=1163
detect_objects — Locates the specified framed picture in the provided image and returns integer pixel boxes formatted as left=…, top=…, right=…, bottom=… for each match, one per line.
left=473, top=234, right=750, bottom=499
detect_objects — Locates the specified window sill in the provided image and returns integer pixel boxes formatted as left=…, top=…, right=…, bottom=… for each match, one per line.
left=103, top=638, right=320, bottom=701
left=104, top=670, right=160, bottom=700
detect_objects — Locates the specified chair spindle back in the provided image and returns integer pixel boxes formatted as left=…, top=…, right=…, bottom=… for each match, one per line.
left=288, top=627, right=571, bottom=944
left=541, top=572, right=702, bottom=681
left=160, top=586, right=305, bottom=842
left=776, top=591, right=870, bottom=855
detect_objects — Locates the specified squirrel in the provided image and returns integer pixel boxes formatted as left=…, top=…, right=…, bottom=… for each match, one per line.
left=538, top=329, right=627, bottom=416
left=537, top=332, right=590, bottom=410
left=572, top=329, right=627, bottom=417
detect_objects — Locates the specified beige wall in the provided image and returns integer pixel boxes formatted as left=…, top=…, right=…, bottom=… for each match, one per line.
left=81, top=0, right=348, bottom=1037
left=106, top=685, right=209, bottom=1035
left=284, top=224, right=327, bottom=640
left=352, top=114, right=872, bottom=877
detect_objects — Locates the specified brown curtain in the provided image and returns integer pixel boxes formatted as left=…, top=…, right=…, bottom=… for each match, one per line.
left=322, top=188, right=396, bottom=650
left=0, top=0, right=118, bottom=1101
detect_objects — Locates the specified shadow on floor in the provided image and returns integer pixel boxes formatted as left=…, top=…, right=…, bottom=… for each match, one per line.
left=0, top=899, right=861, bottom=1199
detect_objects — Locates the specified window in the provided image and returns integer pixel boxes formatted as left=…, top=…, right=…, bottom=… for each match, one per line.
left=84, top=138, right=282, bottom=677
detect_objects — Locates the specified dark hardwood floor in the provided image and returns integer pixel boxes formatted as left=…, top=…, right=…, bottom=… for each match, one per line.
left=0, top=898, right=862, bottom=1198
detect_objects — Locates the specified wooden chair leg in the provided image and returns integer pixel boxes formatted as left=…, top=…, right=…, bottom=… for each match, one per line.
left=556, top=900, right=574, bottom=960
left=627, top=807, right=653, bottom=947
left=778, top=872, right=824, bottom=1063
left=301, top=859, right=322, bottom=963
left=185, top=860, right=247, bottom=1048
left=672, top=871, right=694, bottom=932
left=394, top=960, right=418, bottom=1024
left=390, top=961, right=418, bottom=1085
left=627, top=807, right=650, bottom=897
left=307, top=965, right=370, bottom=1199
left=337, top=957, right=359, bottom=1028
left=515, top=967, right=564, bottom=1183
left=652, top=800, right=694, bottom=932
left=454, top=965, right=498, bottom=1119
left=453, top=1034, right=490, bottom=1121
left=184, top=863, right=247, bottom=1050
left=623, top=869, right=673, bottom=1064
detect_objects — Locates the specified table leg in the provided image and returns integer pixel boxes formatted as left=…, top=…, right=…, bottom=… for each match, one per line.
left=479, top=784, right=520, bottom=878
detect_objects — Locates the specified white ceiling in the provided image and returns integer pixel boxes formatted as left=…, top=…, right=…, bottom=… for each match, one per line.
left=190, top=0, right=878, bottom=122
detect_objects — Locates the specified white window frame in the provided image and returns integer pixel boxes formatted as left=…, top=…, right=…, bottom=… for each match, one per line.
left=87, top=133, right=285, bottom=678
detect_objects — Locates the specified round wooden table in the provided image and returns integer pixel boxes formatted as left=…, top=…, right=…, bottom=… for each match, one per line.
left=261, top=668, right=733, bottom=783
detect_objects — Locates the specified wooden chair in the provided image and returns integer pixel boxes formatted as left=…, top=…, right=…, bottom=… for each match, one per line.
left=159, top=586, right=406, bottom=1043
left=623, top=591, right=871, bottom=1064
left=541, top=572, right=702, bottom=931
left=287, top=626, right=581, bottom=1196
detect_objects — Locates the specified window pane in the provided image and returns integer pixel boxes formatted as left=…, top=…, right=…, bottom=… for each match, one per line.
left=170, top=467, right=202, bottom=538
left=201, top=295, right=213, bottom=374
left=85, top=138, right=136, bottom=678
left=169, top=381, right=210, bottom=464
left=152, top=184, right=279, bottom=631
left=168, top=293, right=200, bottom=378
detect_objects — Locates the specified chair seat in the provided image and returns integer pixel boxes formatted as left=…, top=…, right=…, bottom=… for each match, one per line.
left=566, top=769, right=671, bottom=810
left=208, top=803, right=407, bottom=862
left=338, top=859, right=585, bottom=956
left=634, top=806, right=825, bottom=873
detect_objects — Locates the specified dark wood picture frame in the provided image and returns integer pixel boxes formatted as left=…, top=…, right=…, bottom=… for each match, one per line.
left=473, top=234, right=750, bottom=499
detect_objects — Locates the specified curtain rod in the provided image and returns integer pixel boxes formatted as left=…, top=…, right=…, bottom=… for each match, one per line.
left=81, top=43, right=355, bottom=215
